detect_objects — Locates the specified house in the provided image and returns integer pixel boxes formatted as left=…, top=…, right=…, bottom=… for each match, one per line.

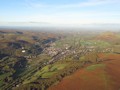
left=21, top=47, right=26, bottom=53
left=22, top=50, right=26, bottom=53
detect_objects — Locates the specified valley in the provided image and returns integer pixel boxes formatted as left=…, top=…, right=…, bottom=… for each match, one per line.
left=0, top=29, right=120, bottom=90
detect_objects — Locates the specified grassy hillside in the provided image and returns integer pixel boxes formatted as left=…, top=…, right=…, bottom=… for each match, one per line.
left=49, top=54, right=120, bottom=90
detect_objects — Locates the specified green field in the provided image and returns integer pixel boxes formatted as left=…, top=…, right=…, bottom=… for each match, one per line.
left=23, top=64, right=67, bottom=84
left=86, top=64, right=105, bottom=71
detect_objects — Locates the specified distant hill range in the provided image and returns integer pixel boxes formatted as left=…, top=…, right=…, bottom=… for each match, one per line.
left=0, top=22, right=120, bottom=31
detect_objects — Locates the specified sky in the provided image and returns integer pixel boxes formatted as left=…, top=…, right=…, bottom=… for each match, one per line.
left=0, top=0, right=120, bottom=26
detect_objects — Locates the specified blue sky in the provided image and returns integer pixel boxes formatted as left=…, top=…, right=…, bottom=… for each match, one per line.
left=0, top=0, right=120, bottom=26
